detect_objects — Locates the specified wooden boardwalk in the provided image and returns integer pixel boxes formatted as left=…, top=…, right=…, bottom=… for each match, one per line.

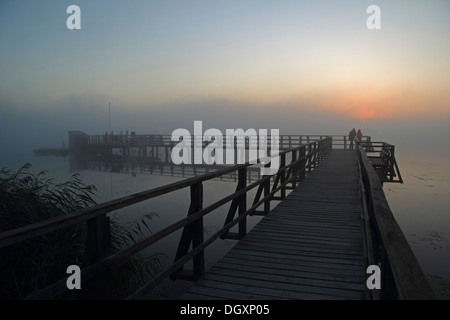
left=181, top=149, right=368, bottom=300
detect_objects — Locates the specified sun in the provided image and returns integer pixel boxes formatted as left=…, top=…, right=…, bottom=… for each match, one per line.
left=354, top=108, right=376, bottom=121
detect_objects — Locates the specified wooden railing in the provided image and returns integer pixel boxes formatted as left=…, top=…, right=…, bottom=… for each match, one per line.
left=0, top=137, right=333, bottom=299
left=358, top=141, right=403, bottom=183
left=81, top=134, right=402, bottom=186
left=75, top=134, right=360, bottom=180
left=84, top=133, right=361, bottom=150
left=357, top=144, right=435, bottom=299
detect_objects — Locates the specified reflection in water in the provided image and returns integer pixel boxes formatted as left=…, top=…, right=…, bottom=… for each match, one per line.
left=72, top=148, right=265, bottom=184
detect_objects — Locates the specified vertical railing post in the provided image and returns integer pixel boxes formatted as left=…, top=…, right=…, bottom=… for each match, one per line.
left=318, top=140, right=322, bottom=163
left=389, top=146, right=395, bottom=182
left=172, top=182, right=204, bottom=279
left=169, top=140, right=174, bottom=175
left=83, top=214, right=111, bottom=299
left=315, top=142, right=319, bottom=168
left=238, top=167, right=247, bottom=238
left=299, top=146, right=306, bottom=181
left=234, top=139, right=238, bottom=165
left=307, top=144, right=312, bottom=173
left=291, top=149, right=298, bottom=189
left=280, top=153, right=286, bottom=199
left=263, top=163, right=271, bottom=214
left=191, top=182, right=205, bottom=277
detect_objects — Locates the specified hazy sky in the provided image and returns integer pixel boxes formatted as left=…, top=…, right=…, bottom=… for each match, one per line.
left=0, top=0, right=449, bottom=152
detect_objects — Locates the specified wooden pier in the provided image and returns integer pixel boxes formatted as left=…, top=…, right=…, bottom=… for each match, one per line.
left=67, top=132, right=402, bottom=184
left=182, top=150, right=367, bottom=299
left=0, top=135, right=432, bottom=300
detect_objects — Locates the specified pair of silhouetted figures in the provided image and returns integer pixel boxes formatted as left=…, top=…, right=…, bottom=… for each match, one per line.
left=348, top=128, right=363, bottom=149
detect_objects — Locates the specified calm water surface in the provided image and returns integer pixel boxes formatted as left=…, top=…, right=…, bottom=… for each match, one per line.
left=383, top=150, right=450, bottom=295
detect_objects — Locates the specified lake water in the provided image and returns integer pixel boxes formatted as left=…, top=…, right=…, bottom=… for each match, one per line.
left=382, top=149, right=450, bottom=298
left=2, top=146, right=449, bottom=299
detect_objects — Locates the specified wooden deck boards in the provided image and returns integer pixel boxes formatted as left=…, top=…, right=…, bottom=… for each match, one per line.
left=181, top=149, right=367, bottom=300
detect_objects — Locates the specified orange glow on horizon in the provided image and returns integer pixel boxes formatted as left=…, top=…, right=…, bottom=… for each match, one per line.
left=303, top=81, right=450, bottom=121
left=353, top=108, right=376, bottom=121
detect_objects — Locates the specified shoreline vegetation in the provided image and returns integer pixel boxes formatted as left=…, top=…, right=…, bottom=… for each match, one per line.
left=0, top=163, right=163, bottom=299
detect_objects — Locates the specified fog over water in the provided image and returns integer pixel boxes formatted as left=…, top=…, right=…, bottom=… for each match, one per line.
left=1, top=104, right=449, bottom=295
left=2, top=94, right=449, bottom=155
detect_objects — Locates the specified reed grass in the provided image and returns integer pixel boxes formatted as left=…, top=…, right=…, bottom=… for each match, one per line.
left=0, top=164, right=162, bottom=299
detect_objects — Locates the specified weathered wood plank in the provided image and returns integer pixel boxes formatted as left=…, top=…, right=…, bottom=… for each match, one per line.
left=227, top=248, right=365, bottom=272
left=243, top=232, right=363, bottom=248
left=217, top=257, right=366, bottom=284
left=254, top=223, right=362, bottom=237
left=186, top=283, right=279, bottom=300
left=198, top=270, right=364, bottom=299
left=223, top=252, right=365, bottom=276
left=258, top=220, right=361, bottom=229
left=233, top=243, right=365, bottom=264
left=189, top=278, right=345, bottom=300
left=209, top=266, right=365, bottom=293
left=235, top=239, right=363, bottom=256
left=242, top=234, right=363, bottom=252
left=181, top=291, right=225, bottom=300
left=255, top=221, right=362, bottom=232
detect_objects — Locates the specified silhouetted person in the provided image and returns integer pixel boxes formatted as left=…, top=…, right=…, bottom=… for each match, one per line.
left=348, top=128, right=356, bottom=149
left=356, top=129, right=363, bottom=143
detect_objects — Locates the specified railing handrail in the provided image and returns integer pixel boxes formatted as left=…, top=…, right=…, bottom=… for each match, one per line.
left=357, top=144, right=435, bottom=299
left=85, top=133, right=355, bottom=146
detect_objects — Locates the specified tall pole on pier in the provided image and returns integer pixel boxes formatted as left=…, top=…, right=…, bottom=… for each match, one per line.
left=109, top=102, right=111, bottom=130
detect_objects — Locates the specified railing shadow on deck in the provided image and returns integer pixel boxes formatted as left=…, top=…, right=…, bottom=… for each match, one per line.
left=0, top=137, right=333, bottom=300
left=357, top=144, right=435, bottom=300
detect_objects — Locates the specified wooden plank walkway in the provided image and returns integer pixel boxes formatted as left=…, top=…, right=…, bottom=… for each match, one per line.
left=181, top=149, right=368, bottom=300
